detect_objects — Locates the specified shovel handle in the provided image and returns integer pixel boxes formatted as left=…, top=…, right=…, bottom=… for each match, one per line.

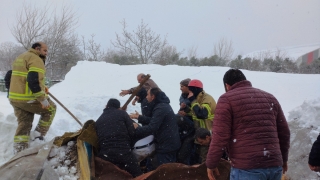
left=48, top=92, right=83, bottom=127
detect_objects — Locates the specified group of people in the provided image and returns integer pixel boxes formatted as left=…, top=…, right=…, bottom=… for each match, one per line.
left=94, top=70, right=292, bottom=180
left=5, top=42, right=320, bottom=180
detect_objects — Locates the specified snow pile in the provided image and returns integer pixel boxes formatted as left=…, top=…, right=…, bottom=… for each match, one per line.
left=288, top=97, right=320, bottom=131
left=286, top=98, right=320, bottom=179
left=47, top=141, right=79, bottom=180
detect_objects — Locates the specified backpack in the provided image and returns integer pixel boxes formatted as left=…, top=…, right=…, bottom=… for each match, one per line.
left=4, top=70, right=12, bottom=90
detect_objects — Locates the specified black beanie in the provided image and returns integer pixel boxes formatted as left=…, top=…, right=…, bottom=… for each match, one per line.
left=309, top=134, right=320, bottom=166
left=106, top=98, right=120, bottom=109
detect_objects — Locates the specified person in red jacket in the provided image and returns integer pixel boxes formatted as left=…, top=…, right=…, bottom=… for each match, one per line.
left=206, top=69, right=290, bottom=180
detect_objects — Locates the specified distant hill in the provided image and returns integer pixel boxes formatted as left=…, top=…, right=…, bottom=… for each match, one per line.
left=243, top=43, right=320, bottom=63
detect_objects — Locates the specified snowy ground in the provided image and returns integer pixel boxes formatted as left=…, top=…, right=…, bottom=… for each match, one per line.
left=0, top=61, right=320, bottom=179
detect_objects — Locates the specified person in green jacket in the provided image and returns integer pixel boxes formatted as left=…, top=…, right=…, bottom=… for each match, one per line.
left=9, top=42, right=56, bottom=154
left=187, top=79, right=216, bottom=163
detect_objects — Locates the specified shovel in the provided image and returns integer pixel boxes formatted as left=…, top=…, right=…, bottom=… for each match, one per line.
left=48, top=92, right=83, bottom=127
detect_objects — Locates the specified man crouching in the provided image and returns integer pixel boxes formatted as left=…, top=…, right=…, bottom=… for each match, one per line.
left=95, top=98, right=142, bottom=177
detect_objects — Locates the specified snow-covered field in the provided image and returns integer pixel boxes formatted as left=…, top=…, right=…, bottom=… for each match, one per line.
left=0, top=61, right=320, bottom=179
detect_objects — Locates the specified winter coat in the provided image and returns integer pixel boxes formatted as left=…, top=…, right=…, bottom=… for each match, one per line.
left=190, top=91, right=216, bottom=131
left=136, top=88, right=152, bottom=117
left=177, top=93, right=194, bottom=140
left=9, top=49, right=47, bottom=102
left=179, top=93, right=192, bottom=115
left=95, top=107, right=136, bottom=155
left=135, top=91, right=181, bottom=153
left=206, top=80, right=290, bottom=170
left=309, top=134, right=320, bottom=166
left=129, top=78, right=158, bottom=94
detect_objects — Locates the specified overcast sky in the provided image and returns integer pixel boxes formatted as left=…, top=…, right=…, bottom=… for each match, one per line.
left=0, top=0, right=319, bottom=57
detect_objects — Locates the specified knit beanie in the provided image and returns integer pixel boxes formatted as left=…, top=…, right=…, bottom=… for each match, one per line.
left=107, top=98, right=120, bottom=109
left=309, top=134, right=320, bottom=166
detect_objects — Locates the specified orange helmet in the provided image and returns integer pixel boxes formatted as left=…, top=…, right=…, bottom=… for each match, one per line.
left=188, top=79, right=203, bottom=88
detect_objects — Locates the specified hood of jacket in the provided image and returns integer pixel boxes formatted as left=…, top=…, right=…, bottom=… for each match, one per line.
left=154, top=91, right=170, bottom=104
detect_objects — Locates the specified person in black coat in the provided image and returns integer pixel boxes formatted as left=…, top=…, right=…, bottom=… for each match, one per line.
left=136, top=87, right=154, bottom=118
left=95, top=98, right=142, bottom=177
left=176, top=78, right=195, bottom=165
left=309, top=133, right=320, bottom=172
left=130, top=87, right=181, bottom=170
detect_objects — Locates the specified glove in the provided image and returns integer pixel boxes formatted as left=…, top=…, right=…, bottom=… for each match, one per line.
left=45, top=86, right=49, bottom=94
left=40, top=99, right=50, bottom=109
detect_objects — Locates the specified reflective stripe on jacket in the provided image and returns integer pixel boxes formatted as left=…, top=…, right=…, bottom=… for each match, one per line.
left=190, top=91, right=216, bottom=130
left=9, top=49, right=46, bottom=102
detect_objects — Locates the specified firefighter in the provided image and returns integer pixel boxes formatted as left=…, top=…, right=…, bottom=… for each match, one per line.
left=187, top=79, right=216, bottom=163
left=9, top=42, right=56, bottom=154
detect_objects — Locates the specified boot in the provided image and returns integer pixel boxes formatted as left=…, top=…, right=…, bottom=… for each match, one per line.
left=13, top=142, right=29, bottom=154
left=30, top=130, right=45, bottom=141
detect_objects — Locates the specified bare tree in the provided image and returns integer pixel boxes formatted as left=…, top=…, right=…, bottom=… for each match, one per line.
left=10, top=3, right=50, bottom=50
left=153, top=45, right=180, bottom=65
left=213, top=37, right=234, bottom=61
left=188, top=45, right=198, bottom=60
left=111, top=19, right=167, bottom=64
left=81, top=34, right=105, bottom=61
left=0, top=42, right=24, bottom=71
left=10, top=3, right=80, bottom=79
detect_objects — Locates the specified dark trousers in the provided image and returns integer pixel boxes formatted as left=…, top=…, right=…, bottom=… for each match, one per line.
left=177, top=135, right=195, bottom=165
left=99, top=151, right=142, bottom=178
left=147, top=151, right=177, bottom=171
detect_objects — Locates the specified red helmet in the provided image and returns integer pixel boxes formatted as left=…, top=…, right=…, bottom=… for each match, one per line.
left=188, top=79, right=203, bottom=88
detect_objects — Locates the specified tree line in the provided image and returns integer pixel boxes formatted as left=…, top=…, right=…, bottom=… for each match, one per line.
left=0, top=3, right=319, bottom=80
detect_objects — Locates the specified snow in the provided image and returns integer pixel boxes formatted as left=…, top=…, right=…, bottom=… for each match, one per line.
left=1, top=61, right=320, bottom=179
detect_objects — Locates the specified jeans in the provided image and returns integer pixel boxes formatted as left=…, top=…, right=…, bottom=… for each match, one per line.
left=230, top=166, right=282, bottom=180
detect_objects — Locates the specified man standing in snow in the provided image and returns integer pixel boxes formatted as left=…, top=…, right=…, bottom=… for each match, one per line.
left=130, top=87, right=180, bottom=170
left=206, top=69, right=290, bottom=180
left=119, top=73, right=158, bottom=117
left=95, top=98, right=142, bottom=178
left=9, top=42, right=56, bottom=154
left=119, top=73, right=158, bottom=97
left=187, top=79, right=216, bottom=164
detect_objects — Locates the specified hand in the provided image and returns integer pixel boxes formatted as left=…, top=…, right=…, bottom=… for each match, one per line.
left=40, top=99, right=50, bottom=109
left=178, top=111, right=186, bottom=116
left=180, top=103, right=186, bottom=109
left=207, top=168, right=219, bottom=180
left=44, top=86, right=49, bottom=94
left=188, top=91, right=194, bottom=98
left=119, top=90, right=129, bottom=96
left=309, top=164, right=320, bottom=172
left=282, top=162, right=288, bottom=174
left=129, top=110, right=140, bottom=119
left=132, top=99, right=137, bottom=106
left=133, top=123, right=139, bottom=129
